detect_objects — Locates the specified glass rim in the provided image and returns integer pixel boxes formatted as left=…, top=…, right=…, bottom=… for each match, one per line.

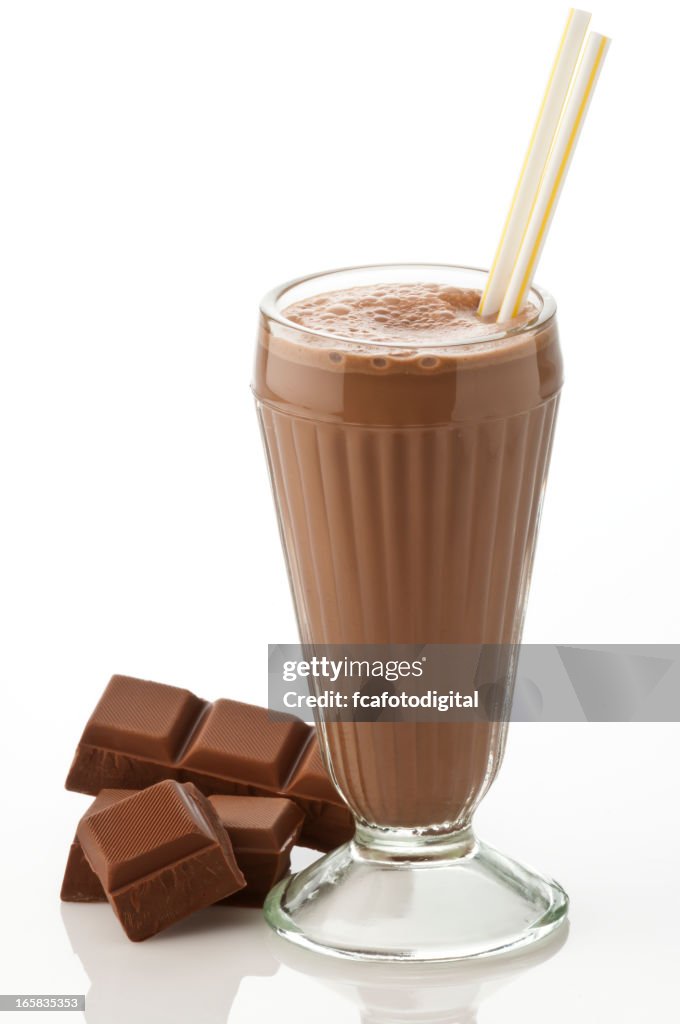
left=259, top=263, right=557, bottom=349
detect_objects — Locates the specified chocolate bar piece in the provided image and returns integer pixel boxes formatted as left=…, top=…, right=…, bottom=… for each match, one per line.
left=208, top=795, right=304, bottom=905
left=62, top=790, right=304, bottom=908
left=65, top=674, right=353, bottom=850
left=76, top=780, right=246, bottom=941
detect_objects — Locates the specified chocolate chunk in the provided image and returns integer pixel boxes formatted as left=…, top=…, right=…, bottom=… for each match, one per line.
left=65, top=674, right=353, bottom=850
left=285, top=736, right=352, bottom=850
left=76, top=781, right=245, bottom=941
left=286, top=737, right=338, bottom=804
left=180, top=700, right=307, bottom=791
left=62, top=790, right=304, bottom=908
left=81, top=675, right=204, bottom=762
left=296, top=802, right=358, bottom=853
left=208, top=796, right=304, bottom=906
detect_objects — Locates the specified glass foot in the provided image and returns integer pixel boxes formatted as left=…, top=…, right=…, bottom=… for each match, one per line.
left=264, top=828, right=568, bottom=962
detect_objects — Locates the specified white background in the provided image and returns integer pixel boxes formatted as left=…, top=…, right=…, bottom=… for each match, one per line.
left=0, top=0, right=678, bottom=1020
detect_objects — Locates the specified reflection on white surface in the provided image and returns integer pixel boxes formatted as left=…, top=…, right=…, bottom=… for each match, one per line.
left=61, top=896, right=568, bottom=1024
left=268, top=923, right=569, bottom=1024
left=61, top=903, right=277, bottom=1024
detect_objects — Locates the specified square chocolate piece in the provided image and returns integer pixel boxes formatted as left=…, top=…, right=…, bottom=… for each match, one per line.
left=79, top=674, right=205, bottom=762
left=76, top=780, right=245, bottom=940
left=208, top=796, right=304, bottom=905
left=179, top=699, right=309, bottom=791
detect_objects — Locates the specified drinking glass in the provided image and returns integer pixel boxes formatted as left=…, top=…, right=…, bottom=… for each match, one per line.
left=253, top=264, right=568, bottom=961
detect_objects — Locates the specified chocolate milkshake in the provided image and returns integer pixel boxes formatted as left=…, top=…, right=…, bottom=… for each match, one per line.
left=254, top=266, right=561, bottom=833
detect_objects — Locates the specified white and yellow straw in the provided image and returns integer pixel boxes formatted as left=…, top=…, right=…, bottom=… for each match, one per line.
left=480, top=12, right=610, bottom=322
left=479, top=9, right=592, bottom=318
left=498, top=32, right=610, bottom=320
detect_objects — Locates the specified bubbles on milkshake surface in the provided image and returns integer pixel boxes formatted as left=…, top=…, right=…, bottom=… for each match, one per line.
left=284, top=284, right=534, bottom=345
left=279, top=283, right=539, bottom=370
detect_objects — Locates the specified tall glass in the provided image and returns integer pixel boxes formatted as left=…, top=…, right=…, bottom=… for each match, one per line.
left=253, top=265, right=568, bottom=961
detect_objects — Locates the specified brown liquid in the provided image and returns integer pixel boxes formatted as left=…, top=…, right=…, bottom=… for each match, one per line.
left=254, top=282, right=562, bottom=832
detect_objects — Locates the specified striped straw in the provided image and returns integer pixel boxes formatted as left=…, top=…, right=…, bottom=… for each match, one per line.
left=498, top=32, right=610, bottom=321
left=478, top=9, right=592, bottom=318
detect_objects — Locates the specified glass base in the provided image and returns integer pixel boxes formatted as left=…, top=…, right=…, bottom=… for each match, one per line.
left=264, top=827, right=568, bottom=962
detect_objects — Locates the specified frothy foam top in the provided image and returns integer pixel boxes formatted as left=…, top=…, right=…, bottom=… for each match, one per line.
left=283, top=283, right=537, bottom=349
